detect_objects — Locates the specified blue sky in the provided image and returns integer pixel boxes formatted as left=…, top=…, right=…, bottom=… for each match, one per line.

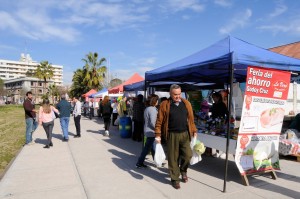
left=1, top=0, right=300, bottom=85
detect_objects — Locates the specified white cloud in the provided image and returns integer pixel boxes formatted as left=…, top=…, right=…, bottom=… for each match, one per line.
left=214, top=0, right=232, bottom=7
left=219, top=9, right=252, bottom=34
left=166, top=0, right=204, bottom=12
left=258, top=19, right=300, bottom=35
left=269, top=0, right=287, bottom=18
left=0, top=0, right=151, bottom=42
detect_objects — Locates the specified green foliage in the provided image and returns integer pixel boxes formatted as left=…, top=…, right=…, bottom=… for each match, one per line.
left=35, top=61, right=54, bottom=83
left=70, top=52, right=107, bottom=98
left=82, top=52, right=107, bottom=90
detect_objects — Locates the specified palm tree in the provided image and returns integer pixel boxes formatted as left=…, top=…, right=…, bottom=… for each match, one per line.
left=48, top=84, right=59, bottom=104
left=70, top=69, right=87, bottom=98
left=35, top=61, right=54, bottom=98
left=82, top=52, right=107, bottom=90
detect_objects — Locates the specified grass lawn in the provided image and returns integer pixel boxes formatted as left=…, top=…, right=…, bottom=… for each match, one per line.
left=0, top=105, right=26, bottom=178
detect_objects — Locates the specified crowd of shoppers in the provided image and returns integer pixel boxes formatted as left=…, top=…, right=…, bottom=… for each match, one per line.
left=23, top=84, right=198, bottom=190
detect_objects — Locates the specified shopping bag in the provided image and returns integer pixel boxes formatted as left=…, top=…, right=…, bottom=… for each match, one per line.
left=114, top=116, right=120, bottom=126
left=190, top=137, right=205, bottom=165
left=154, top=143, right=166, bottom=167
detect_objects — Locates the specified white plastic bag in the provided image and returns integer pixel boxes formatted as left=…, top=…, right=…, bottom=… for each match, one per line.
left=154, top=143, right=166, bottom=167
left=114, top=116, right=120, bottom=126
left=190, top=137, right=202, bottom=165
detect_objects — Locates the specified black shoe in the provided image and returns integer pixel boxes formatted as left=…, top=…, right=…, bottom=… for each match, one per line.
left=49, top=142, right=53, bottom=147
left=136, top=163, right=148, bottom=168
left=62, top=138, right=68, bottom=142
left=43, top=145, right=50, bottom=149
left=181, top=173, right=188, bottom=183
left=171, top=181, right=180, bottom=189
left=74, top=135, right=81, bottom=138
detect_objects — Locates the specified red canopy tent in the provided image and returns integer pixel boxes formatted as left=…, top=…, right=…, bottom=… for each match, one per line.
left=108, top=73, right=144, bottom=94
left=82, top=89, right=97, bottom=101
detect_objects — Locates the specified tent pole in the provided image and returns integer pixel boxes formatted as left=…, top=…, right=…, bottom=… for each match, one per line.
left=223, top=56, right=234, bottom=192
left=142, top=80, right=147, bottom=151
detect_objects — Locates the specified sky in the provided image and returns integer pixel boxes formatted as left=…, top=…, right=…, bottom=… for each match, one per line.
left=1, top=0, right=300, bottom=86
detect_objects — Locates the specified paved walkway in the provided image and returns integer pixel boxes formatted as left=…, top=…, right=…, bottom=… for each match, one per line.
left=0, top=116, right=299, bottom=199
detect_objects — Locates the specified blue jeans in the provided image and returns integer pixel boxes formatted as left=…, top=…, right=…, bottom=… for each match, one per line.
left=60, top=117, right=70, bottom=140
left=25, top=118, right=38, bottom=144
left=137, top=137, right=155, bottom=165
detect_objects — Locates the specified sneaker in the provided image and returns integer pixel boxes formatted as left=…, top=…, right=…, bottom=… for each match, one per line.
left=212, top=152, right=220, bottom=158
left=136, top=163, right=148, bottom=168
left=104, top=130, right=109, bottom=136
left=28, top=141, right=35, bottom=145
left=219, top=153, right=226, bottom=159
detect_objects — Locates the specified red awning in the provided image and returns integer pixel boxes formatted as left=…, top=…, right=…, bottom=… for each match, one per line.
left=108, top=73, right=144, bottom=94
left=82, top=89, right=97, bottom=97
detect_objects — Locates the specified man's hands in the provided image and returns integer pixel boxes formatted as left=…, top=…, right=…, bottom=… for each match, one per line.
left=155, top=137, right=161, bottom=144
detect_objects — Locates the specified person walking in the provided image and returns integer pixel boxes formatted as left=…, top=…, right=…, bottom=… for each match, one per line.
left=89, top=99, right=94, bottom=120
left=100, top=95, right=113, bottom=136
left=38, top=99, right=60, bottom=148
left=155, top=84, right=197, bottom=189
left=136, top=94, right=159, bottom=168
left=132, top=94, right=145, bottom=142
left=73, top=96, right=82, bottom=138
left=56, top=94, right=72, bottom=142
left=111, top=98, right=118, bottom=126
left=23, top=91, right=38, bottom=145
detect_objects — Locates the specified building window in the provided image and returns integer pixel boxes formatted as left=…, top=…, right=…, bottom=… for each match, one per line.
left=39, top=82, right=42, bottom=87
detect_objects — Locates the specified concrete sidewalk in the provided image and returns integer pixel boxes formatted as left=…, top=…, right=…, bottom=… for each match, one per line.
left=0, top=116, right=299, bottom=199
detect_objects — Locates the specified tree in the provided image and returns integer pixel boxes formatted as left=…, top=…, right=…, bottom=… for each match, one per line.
left=110, top=78, right=123, bottom=88
left=0, top=78, right=7, bottom=97
left=70, top=69, right=87, bottom=98
left=33, top=61, right=54, bottom=99
left=48, top=84, right=60, bottom=104
left=82, top=52, right=107, bottom=90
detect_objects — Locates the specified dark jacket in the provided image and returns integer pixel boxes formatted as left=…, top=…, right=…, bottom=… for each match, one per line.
left=210, top=102, right=228, bottom=119
left=100, top=102, right=113, bottom=119
left=56, top=99, right=72, bottom=118
left=23, top=98, right=36, bottom=119
left=133, top=101, right=145, bottom=122
left=155, top=98, right=197, bottom=141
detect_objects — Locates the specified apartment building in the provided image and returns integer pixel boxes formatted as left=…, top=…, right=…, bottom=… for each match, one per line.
left=0, top=53, right=63, bottom=85
left=0, top=54, right=63, bottom=104
left=4, top=77, right=54, bottom=104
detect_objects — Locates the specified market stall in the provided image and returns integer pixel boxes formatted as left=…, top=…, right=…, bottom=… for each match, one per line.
left=145, top=36, right=300, bottom=190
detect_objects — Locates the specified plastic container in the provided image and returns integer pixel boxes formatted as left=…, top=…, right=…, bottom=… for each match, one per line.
left=119, top=116, right=132, bottom=138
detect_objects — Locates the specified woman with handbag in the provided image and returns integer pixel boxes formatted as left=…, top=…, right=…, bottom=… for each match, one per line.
left=136, top=94, right=159, bottom=168
left=38, top=99, right=60, bottom=148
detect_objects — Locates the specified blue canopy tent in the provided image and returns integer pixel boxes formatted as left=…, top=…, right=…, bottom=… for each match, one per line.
left=89, top=88, right=108, bottom=98
left=145, top=36, right=300, bottom=84
left=145, top=36, right=300, bottom=192
left=123, top=80, right=224, bottom=92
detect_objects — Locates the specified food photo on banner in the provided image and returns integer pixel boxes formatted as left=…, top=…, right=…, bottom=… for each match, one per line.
left=235, top=66, right=291, bottom=175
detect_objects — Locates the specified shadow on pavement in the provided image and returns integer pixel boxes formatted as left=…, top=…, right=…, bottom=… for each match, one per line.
left=108, top=149, right=170, bottom=185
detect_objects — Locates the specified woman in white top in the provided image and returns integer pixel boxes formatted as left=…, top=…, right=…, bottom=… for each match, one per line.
left=111, top=99, right=118, bottom=126
left=39, top=99, right=59, bottom=148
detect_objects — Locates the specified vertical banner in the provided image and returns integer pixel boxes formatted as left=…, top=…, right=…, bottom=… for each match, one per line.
left=235, top=66, right=290, bottom=175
